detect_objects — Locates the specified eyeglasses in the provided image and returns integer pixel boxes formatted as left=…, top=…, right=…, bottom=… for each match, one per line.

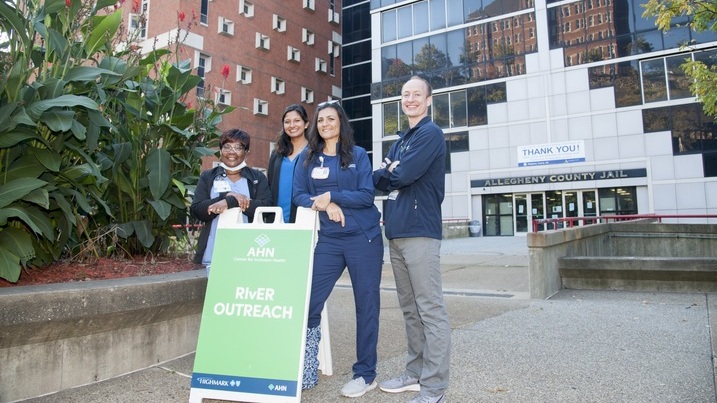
left=318, top=99, right=340, bottom=108
left=221, top=144, right=246, bottom=152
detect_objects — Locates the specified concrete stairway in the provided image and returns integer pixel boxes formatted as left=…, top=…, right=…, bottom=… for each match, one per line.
left=559, top=256, right=717, bottom=292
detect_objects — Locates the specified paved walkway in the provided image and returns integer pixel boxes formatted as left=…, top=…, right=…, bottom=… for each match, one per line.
left=22, top=236, right=717, bottom=402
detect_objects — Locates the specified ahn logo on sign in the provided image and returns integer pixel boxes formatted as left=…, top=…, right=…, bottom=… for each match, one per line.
left=248, top=234, right=275, bottom=258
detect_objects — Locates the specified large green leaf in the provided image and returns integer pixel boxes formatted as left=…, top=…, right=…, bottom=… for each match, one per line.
left=45, top=27, right=70, bottom=62
left=41, top=110, right=75, bottom=132
left=85, top=10, right=122, bottom=56
left=133, top=220, right=155, bottom=248
left=4, top=58, right=29, bottom=102
left=0, top=103, right=18, bottom=132
left=0, top=178, right=48, bottom=209
left=0, top=246, right=21, bottom=283
left=62, top=163, right=101, bottom=185
left=0, top=205, right=54, bottom=239
left=43, top=0, right=69, bottom=15
left=115, top=222, right=134, bottom=238
left=147, top=148, right=170, bottom=200
left=27, top=95, right=99, bottom=119
left=23, top=188, right=50, bottom=209
left=0, top=130, right=40, bottom=148
left=0, top=1, right=31, bottom=52
left=0, top=227, right=35, bottom=263
left=64, top=66, right=121, bottom=82
left=5, top=153, right=47, bottom=181
left=37, top=78, right=67, bottom=100
left=70, top=119, right=87, bottom=140
left=148, top=199, right=171, bottom=220
left=32, top=147, right=62, bottom=172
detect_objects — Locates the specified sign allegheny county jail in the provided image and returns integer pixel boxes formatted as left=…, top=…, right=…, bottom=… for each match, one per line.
left=189, top=208, right=315, bottom=403
left=517, top=140, right=585, bottom=167
left=471, top=168, right=647, bottom=188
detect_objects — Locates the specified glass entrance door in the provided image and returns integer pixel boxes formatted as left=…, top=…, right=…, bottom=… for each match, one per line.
left=582, top=190, right=597, bottom=224
left=564, top=191, right=578, bottom=220
left=530, top=193, right=545, bottom=232
left=515, top=194, right=528, bottom=233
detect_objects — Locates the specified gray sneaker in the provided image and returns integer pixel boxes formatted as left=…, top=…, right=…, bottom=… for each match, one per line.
left=408, top=392, right=446, bottom=403
left=379, top=373, right=420, bottom=393
left=340, top=377, right=377, bottom=398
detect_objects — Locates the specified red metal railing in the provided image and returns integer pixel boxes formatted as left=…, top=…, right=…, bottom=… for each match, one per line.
left=532, top=214, right=717, bottom=232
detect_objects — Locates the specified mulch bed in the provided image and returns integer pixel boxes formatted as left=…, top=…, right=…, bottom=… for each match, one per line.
left=0, top=256, right=202, bottom=287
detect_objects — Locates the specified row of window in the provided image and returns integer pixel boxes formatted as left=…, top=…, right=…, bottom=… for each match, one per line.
left=381, top=82, right=507, bottom=137
left=375, top=130, right=467, bottom=178
left=548, top=0, right=717, bottom=66
left=203, top=0, right=335, bottom=24
left=378, top=0, right=533, bottom=43
left=375, top=12, right=535, bottom=98
left=643, top=103, right=717, bottom=156
left=588, top=49, right=714, bottom=108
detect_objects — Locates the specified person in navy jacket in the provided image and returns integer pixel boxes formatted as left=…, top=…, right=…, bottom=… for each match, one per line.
left=293, top=100, right=383, bottom=398
left=373, top=76, right=450, bottom=403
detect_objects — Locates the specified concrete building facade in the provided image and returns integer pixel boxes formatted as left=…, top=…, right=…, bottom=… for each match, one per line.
left=369, top=0, right=717, bottom=236
left=125, top=0, right=343, bottom=169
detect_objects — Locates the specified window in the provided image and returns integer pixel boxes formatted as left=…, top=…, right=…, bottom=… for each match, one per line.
left=328, top=0, right=339, bottom=24
left=200, top=0, right=207, bottom=24
left=128, top=13, right=147, bottom=39
left=256, top=33, right=270, bottom=50
left=302, top=87, right=314, bottom=104
left=236, top=65, right=252, bottom=84
left=271, top=77, right=285, bottom=94
left=303, top=0, right=314, bottom=11
left=129, top=0, right=149, bottom=39
left=315, top=58, right=327, bottom=73
left=196, top=53, right=211, bottom=96
left=302, top=28, right=315, bottom=45
left=273, top=14, right=286, bottom=32
left=254, top=98, right=269, bottom=115
left=239, top=0, right=254, bottom=17
left=216, top=88, right=232, bottom=106
left=328, top=41, right=339, bottom=76
left=329, top=41, right=340, bottom=58
left=218, top=17, right=234, bottom=35
left=288, top=46, right=301, bottom=62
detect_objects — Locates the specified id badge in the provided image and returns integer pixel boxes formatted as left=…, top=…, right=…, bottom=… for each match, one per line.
left=388, top=190, right=399, bottom=200
left=213, top=180, right=231, bottom=192
left=311, top=167, right=330, bottom=179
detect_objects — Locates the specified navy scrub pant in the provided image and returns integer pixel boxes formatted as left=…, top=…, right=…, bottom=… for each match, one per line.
left=307, top=232, right=383, bottom=383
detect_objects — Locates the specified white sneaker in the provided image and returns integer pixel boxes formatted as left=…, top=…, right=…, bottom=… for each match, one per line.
left=379, top=373, right=421, bottom=393
left=409, top=392, right=446, bottom=403
left=340, top=377, right=377, bottom=398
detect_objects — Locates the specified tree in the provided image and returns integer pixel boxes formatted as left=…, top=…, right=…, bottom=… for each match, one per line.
left=643, top=0, right=717, bottom=116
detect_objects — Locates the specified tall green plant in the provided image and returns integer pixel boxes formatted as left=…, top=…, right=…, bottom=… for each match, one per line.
left=0, top=0, right=230, bottom=282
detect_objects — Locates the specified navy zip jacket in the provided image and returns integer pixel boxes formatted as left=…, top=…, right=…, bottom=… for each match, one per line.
left=293, top=145, right=381, bottom=241
left=373, top=116, right=446, bottom=240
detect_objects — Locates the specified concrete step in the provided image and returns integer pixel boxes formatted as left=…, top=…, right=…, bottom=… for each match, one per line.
left=558, top=256, right=717, bottom=292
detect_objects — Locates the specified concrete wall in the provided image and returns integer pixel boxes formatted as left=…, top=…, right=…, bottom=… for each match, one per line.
left=527, top=222, right=717, bottom=299
left=0, top=270, right=206, bottom=403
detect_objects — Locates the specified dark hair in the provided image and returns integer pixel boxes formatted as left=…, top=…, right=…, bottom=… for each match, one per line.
left=219, top=129, right=250, bottom=151
left=274, top=104, right=309, bottom=157
left=407, top=75, right=433, bottom=96
left=306, top=101, right=354, bottom=169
